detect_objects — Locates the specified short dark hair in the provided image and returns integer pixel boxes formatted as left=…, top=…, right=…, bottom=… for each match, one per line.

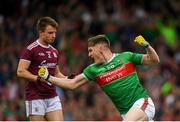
left=88, top=35, right=110, bottom=47
left=36, top=16, right=58, bottom=32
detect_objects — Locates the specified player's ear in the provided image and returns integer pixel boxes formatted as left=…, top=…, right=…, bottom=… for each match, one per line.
left=98, top=46, right=102, bottom=53
left=99, top=44, right=103, bottom=50
left=99, top=44, right=105, bottom=52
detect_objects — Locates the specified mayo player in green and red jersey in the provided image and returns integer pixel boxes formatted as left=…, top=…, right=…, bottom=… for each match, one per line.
left=38, top=35, right=160, bottom=121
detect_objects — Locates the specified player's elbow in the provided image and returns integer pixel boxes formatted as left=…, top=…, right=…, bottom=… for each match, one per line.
left=68, top=86, right=77, bottom=90
left=146, top=55, right=160, bottom=65
left=17, top=68, right=24, bottom=77
left=150, top=59, right=160, bottom=65
left=17, top=69, right=21, bottom=77
left=156, top=57, right=160, bottom=64
left=153, top=56, right=160, bottom=64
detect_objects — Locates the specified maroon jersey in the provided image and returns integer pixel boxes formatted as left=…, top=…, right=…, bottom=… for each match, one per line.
left=20, top=40, right=59, bottom=100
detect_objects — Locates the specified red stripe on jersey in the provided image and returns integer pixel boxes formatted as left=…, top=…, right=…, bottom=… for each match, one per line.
left=141, top=98, right=148, bottom=111
left=95, top=62, right=136, bottom=86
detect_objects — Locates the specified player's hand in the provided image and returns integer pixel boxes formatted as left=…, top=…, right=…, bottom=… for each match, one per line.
left=134, top=35, right=149, bottom=48
left=38, top=66, right=49, bottom=80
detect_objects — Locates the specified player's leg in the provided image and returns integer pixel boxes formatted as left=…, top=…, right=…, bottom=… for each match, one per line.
left=124, top=97, right=155, bottom=121
left=124, top=107, right=148, bottom=121
left=29, top=115, right=46, bottom=121
left=25, top=100, right=47, bottom=121
left=45, top=109, right=63, bottom=121
left=45, top=96, right=63, bottom=121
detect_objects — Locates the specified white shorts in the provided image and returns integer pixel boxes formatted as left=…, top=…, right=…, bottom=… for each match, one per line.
left=25, top=96, right=62, bottom=117
left=122, top=97, right=155, bottom=121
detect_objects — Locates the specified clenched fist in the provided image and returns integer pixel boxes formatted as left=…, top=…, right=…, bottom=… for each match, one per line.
left=38, top=66, right=50, bottom=80
left=134, top=35, right=149, bottom=48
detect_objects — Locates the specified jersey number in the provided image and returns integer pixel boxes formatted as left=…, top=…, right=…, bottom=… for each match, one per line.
left=47, top=53, right=51, bottom=58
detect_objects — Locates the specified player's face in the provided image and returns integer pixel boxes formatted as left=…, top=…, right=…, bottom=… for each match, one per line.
left=88, top=45, right=105, bottom=64
left=41, top=25, right=57, bottom=44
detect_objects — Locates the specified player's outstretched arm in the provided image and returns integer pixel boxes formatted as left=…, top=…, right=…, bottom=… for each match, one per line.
left=38, top=67, right=88, bottom=90
left=134, top=35, right=160, bottom=65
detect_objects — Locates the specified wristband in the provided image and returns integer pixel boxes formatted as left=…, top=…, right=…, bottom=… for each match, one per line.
left=37, top=76, right=52, bottom=86
left=144, top=44, right=150, bottom=48
left=45, top=74, right=50, bottom=81
left=46, top=75, right=52, bottom=86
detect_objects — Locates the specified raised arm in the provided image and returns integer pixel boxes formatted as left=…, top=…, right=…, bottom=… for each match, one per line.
left=142, top=46, right=160, bottom=65
left=38, top=67, right=89, bottom=90
left=134, top=35, right=160, bottom=65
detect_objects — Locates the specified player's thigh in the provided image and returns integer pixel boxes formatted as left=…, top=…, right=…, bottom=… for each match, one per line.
left=124, top=107, right=148, bottom=121
left=29, top=115, right=46, bottom=121
left=45, top=109, right=63, bottom=121
left=124, top=97, right=155, bottom=121
left=25, top=99, right=46, bottom=120
left=45, top=96, right=63, bottom=121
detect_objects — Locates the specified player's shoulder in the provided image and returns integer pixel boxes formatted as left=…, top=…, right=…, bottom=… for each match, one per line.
left=115, top=52, right=133, bottom=59
left=89, top=63, right=96, bottom=67
left=84, top=63, right=96, bottom=70
left=26, top=41, right=39, bottom=50
left=120, top=51, right=133, bottom=56
left=49, top=45, right=59, bottom=54
left=49, top=45, right=57, bottom=51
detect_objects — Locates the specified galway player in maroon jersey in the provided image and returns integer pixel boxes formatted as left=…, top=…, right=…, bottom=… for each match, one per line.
left=17, top=17, right=65, bottom=121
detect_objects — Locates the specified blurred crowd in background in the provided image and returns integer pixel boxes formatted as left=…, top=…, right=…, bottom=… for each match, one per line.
left=0, top=0, right=180, bottom=121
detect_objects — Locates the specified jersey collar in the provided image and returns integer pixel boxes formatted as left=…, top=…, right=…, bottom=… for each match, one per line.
left=106, top=53, right=116, bottom=63
left=37, top=40, right=50, bottom=48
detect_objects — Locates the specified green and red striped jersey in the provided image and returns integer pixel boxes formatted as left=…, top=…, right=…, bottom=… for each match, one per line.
left=83, top=52, right=149, bottom=114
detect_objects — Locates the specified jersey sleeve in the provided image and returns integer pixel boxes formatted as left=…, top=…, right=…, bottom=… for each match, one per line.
left=123, top=52, right=144, bottom=65
left=20, top=48, right=33, bottom=61
left=83, top=66, right=95, bottom=81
